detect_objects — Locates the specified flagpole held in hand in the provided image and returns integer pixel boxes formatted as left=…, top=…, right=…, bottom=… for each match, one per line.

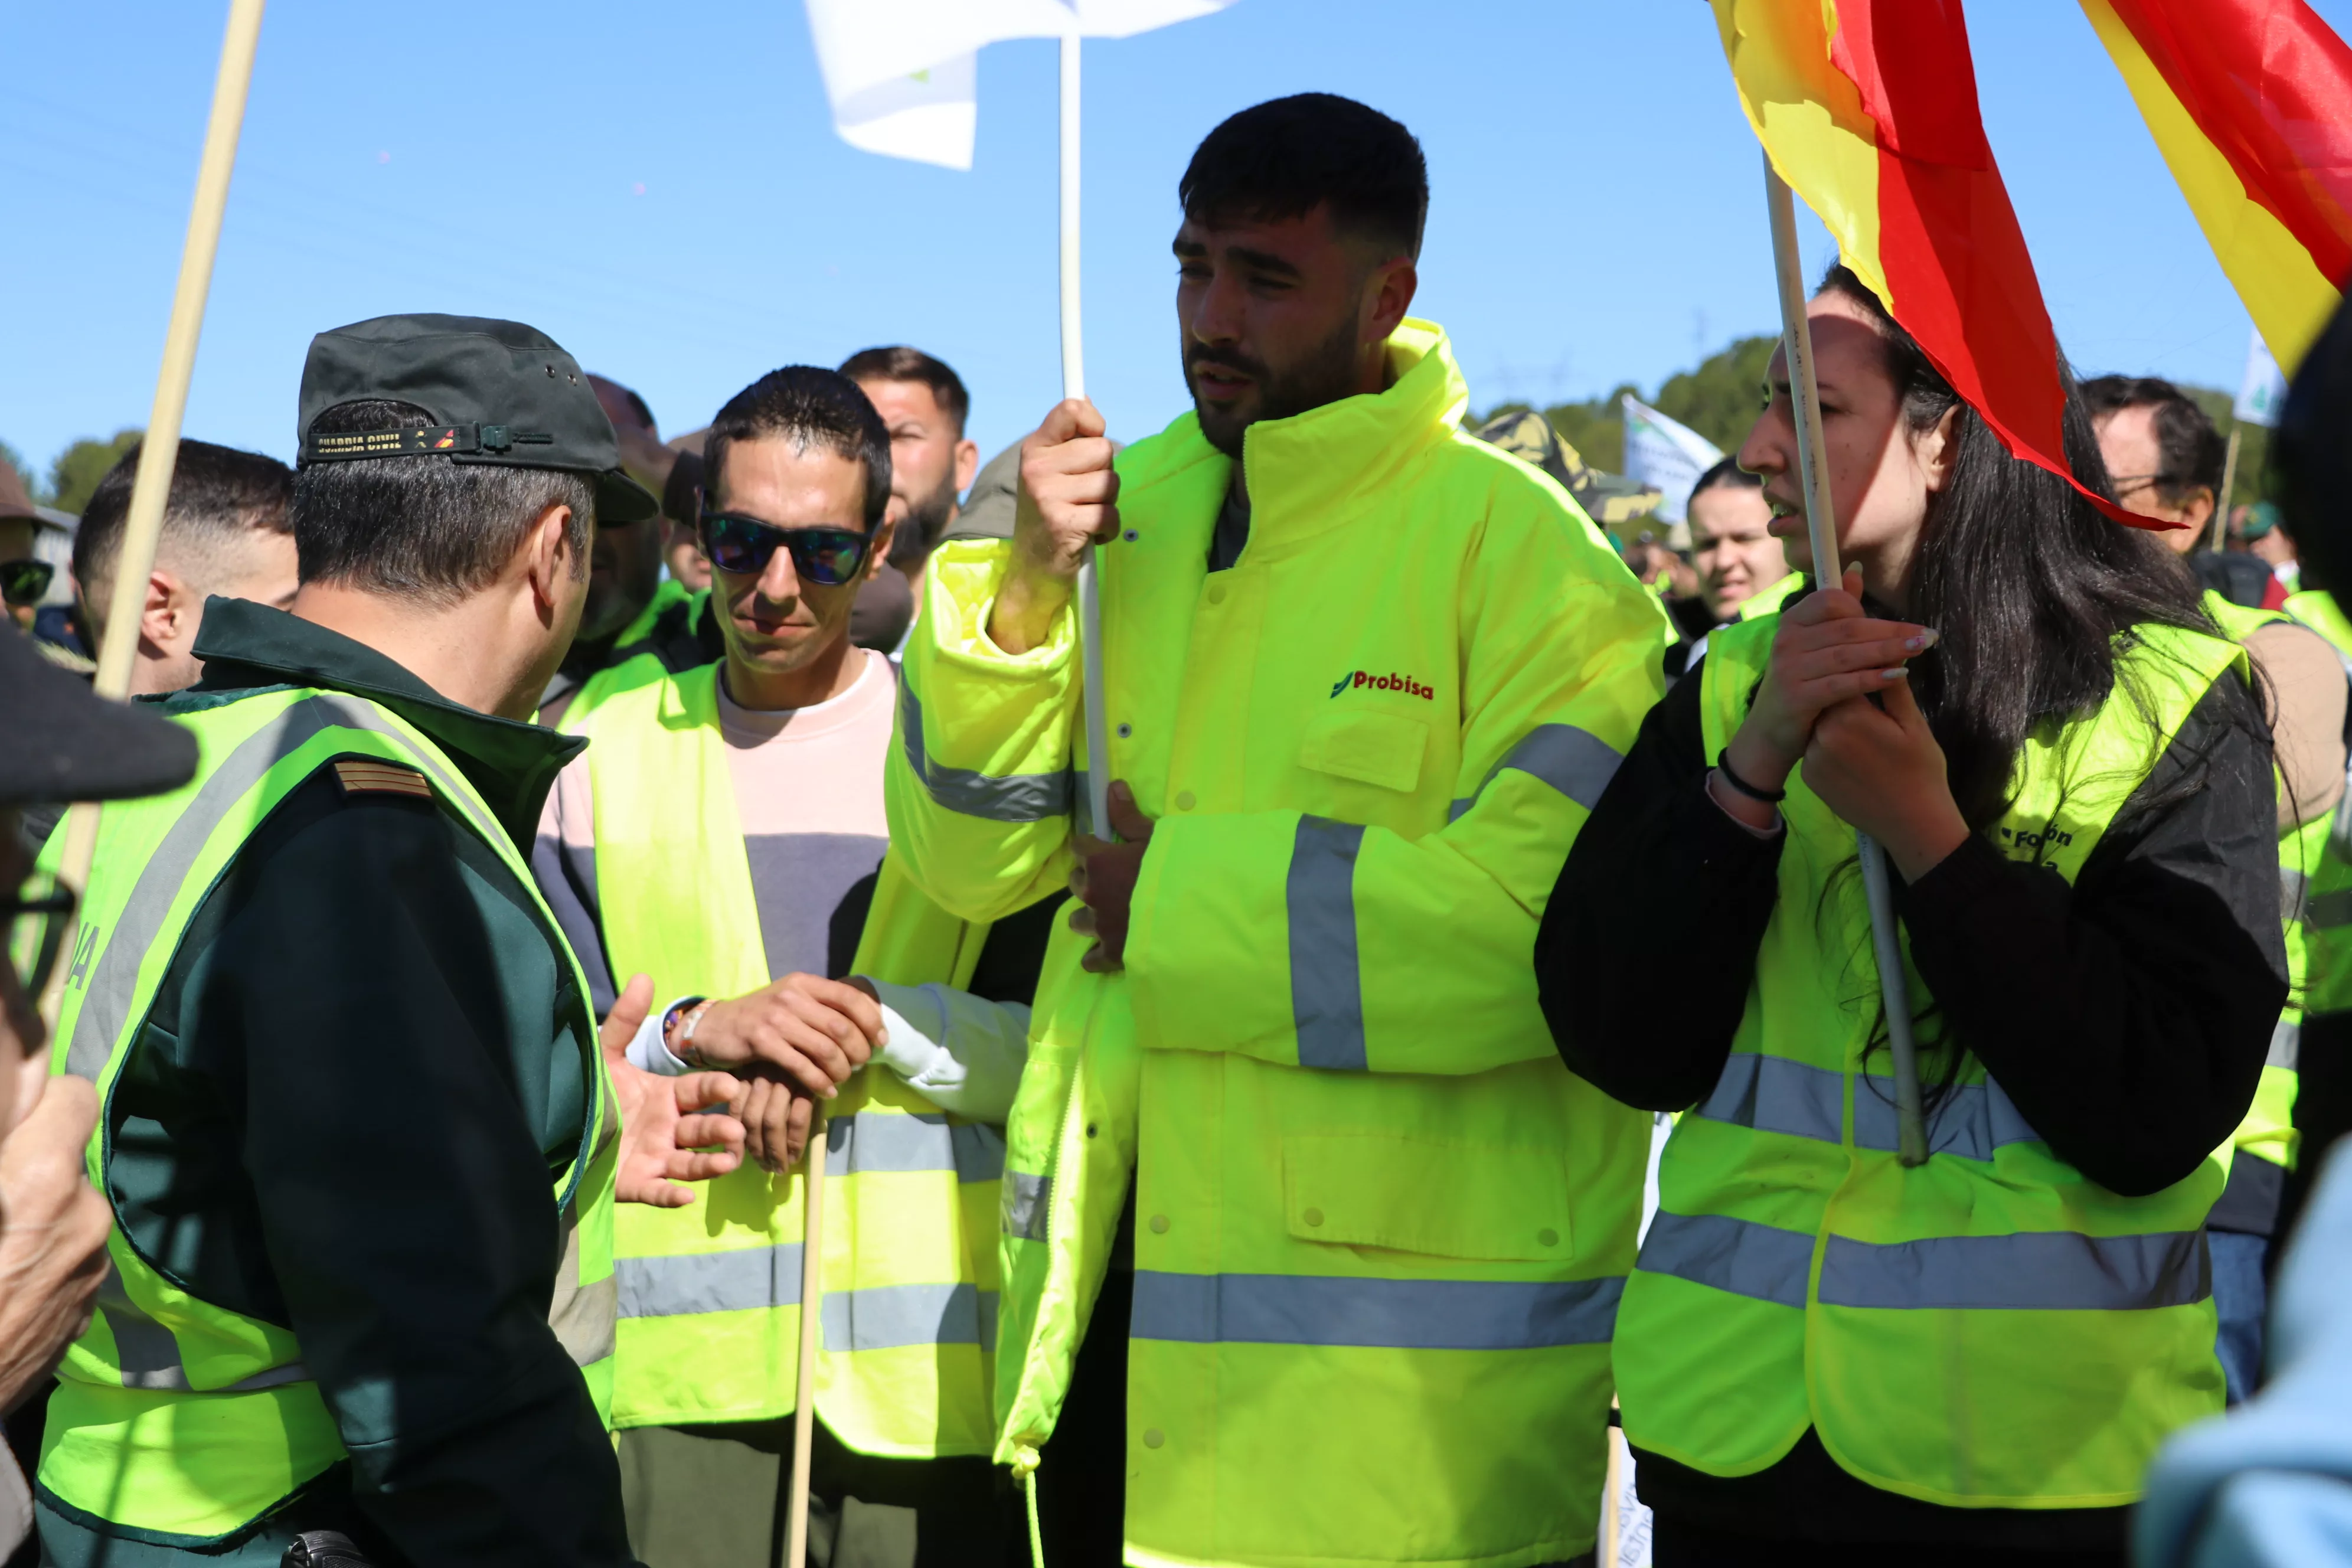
left=1063, top=30, right=1114, bottom=841
left=1764, top=156, right=1929, bottom=1167
left=786, top=1107, right=828, bottom=1568
left=39, top=0, right=267, bottom=1037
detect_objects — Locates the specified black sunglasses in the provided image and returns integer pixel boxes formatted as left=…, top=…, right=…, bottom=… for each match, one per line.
left=698, top=511, right=873, bottom=587
left=1, top=558, right=54, bottom=607
left=7, top=878, right=77, bottom=999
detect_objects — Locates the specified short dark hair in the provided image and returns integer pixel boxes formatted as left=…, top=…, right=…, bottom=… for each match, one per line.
left=292, top=400, right=593, bottom=606
left=839, top=346, right=971, bottom=436
left=1178, top=93, right=1429, bottom=261
left=1688, top=456, right=1762, bottom=513
left=2080, top=374, right=2226, bottom=507
left=705, top=367, right=891, bottom=533
left=74, top=439, right=293, bottom=617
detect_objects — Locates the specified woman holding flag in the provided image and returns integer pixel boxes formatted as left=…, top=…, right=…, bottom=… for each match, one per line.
left=1538, top=266, right=2286, bottom=1565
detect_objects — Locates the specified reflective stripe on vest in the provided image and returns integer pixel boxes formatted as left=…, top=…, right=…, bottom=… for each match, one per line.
left=37, top=688, right=614, bottom=1544
left=899, top=680, right=1074, bottom=822
left=576, top=665, right=1005, bottom=1453
left=1131, top=1269, right=1622, bottom=1350
left=1612, top=613, right=2243, bottom=1509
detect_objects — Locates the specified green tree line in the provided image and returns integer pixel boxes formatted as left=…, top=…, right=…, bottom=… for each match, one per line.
left=1, top=430, right=144, bottom=514
left=1473, top=335, right=2272, bottom=510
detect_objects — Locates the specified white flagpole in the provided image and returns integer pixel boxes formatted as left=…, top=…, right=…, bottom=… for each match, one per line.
left=1764, top=156, right=1928, bottom=1167
left=1063, top=29, right=1113, bottom=839
left=785, top=1108, right=827, bottom=1568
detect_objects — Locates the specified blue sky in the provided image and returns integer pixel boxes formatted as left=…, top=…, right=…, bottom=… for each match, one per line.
left=4, top=0, right=2348, bottom=486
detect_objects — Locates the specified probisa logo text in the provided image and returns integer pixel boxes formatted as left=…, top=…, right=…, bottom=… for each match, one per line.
left=1329, top=669, right=1435, bottom=701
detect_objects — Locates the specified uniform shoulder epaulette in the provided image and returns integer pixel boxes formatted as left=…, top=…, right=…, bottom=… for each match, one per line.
left=329, top=757, right=434, bottom=801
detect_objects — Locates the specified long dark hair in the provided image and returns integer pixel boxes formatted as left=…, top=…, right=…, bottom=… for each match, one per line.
left=1817, top=266, right=2234, bottom=829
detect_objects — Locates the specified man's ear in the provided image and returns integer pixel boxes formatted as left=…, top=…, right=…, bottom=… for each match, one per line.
left=525, top=503, right=579, bottom=609
left=1364, top=255, right=1418, bottom=348
left=954, top=437, right=979, bottom=496
left=2183, top=486, right=2218, bottom=534
left=865, top=515, right=899, bottom=582
left=1919, top=405, right=1964, bottom=494
left=141, top=568, right=192, bottom=652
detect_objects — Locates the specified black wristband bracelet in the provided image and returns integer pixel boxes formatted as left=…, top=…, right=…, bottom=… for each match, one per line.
left=1714, top=750, right=1788, bottom=804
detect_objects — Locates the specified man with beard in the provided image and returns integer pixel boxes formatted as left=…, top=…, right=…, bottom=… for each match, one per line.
left=886, top=94, right=1665, bottom=1567
left=842, top=347, right=980, bottom=653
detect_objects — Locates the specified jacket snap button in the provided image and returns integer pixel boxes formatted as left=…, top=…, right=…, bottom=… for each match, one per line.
left=1085, top=1122, right=1098, bottom=1139
left=1143, top=1428, right=1165, bottom=1449
left=1149, top=1214, right=1170, bottom=1234
left=1123, top=529, right=1139, bottom=543
left=1175, top=790, right=1196, bottom=811
left=1302, top=1207, right=1324, bottom=1227
left=1206, top=583, right=1227, bottom=605
left=1117, top=723, right=1132, bottom=739
left=1537, top=1228, right=1560, bottom=1248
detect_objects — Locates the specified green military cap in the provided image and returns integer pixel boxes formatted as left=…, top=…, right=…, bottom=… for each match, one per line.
left=1472, top=409, right=1663, bottom=527
left=296, top=314, right=659, bottom=525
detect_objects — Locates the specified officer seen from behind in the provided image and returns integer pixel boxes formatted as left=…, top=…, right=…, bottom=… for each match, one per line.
left=33, top=315, right=747, bottom=1567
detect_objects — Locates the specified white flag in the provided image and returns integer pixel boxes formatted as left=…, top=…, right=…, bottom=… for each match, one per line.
left=806, top=0, right=1236, bottom=171
left=2235, top=329, right=2289, bottom=428
left=1621, top=395, right=1725, bottom=526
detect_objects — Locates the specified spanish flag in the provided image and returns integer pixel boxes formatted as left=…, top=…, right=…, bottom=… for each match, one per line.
left=2080, top=0, right=2352, bottom=375
left=1712, top=0, right=2145, bottom=527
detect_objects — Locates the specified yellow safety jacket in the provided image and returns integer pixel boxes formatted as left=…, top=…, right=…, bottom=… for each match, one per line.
left=561, top=582, right=710, bottom=730
left=1740, top=571, right=1805, bottom=622
left=2204, top=592, right=2319, bottom=1182
left=565, top=658, right=1004, bottom=1455
left=1616, top=613, right=2246, bottom=1509
left=37, top=688, right=616, bottom=1543
left=888, top=319, right=1668, bottom=1568
left=2285, top=589, right=2352, bottom=1023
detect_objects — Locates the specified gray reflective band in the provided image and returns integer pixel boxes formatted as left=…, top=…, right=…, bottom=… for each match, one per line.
left=822, top=1281, right=998, bottom=1352
left=2308, top=887, right=2352, bottom=930
left=1287, top=816, right=1367, bottom=1071
left=616, top=1244, right=995, bottom=1348
left=825, top=1112, right=1005, bottom=1183
left=1821, top=1229, right=2210, bottom=1310
left=1638, top=1211, right=2210, bottom=1311
left=2282, top=867, right=2309, bottom=925
left=1636, top=1211, right=1814, bottom=1309
left=2272, top=1018, right=2302, bottom=1070
left=97, top=1273, right=312, bottom=1393
left=65, top=694, right=498, bottom=1083
left=1130, top=1269, right=1622, bottom=1350
left=1448, top=724, right=1624, bottom=821
left=899, top=683, right=1073, bottom=823
left=1002, top=1171, right=1051, bottom=1242
left=619, top=1243, right=802, bottom=1319
left=1694, top=1053, right=2043, bottom=1162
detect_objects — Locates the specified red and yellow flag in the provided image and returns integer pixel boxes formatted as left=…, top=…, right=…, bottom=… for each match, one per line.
left=2081, top=0, right=2352, bottom=375
left=1712, top=0, right=2147, bottom=527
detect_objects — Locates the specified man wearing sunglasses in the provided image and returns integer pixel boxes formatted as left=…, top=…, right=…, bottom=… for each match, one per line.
left=537, top=365, right=1048, bottom=1566
left=0, top=625, right=197, bottom=1562
left=1, top=463, right=55, bottom=637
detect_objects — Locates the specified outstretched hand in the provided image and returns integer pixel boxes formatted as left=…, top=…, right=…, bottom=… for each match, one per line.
left=602, top=975, right=747, bottom=1208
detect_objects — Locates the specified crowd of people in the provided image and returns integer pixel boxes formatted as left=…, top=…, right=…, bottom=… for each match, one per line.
left=5, top=88, right=2352, bottom=1568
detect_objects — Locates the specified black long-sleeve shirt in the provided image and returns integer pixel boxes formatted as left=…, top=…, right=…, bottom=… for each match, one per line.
left=1538, top=658, right=2286, bottom=1549
left=46, top=602, right=634, bottom=1568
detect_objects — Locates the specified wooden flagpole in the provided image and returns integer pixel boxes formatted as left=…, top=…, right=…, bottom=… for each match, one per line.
left=39, top=0, right=267, bottom=1035
left=785, top=1109, right=829, bottom=1568
left=1764, top=156, right=1928, bottom=1166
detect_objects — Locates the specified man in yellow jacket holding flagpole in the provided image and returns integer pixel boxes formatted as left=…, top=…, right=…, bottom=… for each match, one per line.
left=887, top=94, right=1667, bottom=1568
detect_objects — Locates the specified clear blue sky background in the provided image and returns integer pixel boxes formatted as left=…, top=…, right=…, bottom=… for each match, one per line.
left=5, top=0, right=2348, bottom=486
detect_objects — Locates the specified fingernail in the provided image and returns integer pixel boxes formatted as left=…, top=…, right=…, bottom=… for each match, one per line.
left=1907, top=629, right=1940, bottom=651
left=1882, top=668, right=1908, bottom=680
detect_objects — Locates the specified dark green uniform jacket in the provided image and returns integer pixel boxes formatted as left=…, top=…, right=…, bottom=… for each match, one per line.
left=37, top=600, right=633, bottom=1568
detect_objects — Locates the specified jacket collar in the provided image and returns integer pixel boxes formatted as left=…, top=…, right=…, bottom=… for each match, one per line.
left=185, top=597, right=584, bottom=849
left=1234, top=317, right=1469, bottom=554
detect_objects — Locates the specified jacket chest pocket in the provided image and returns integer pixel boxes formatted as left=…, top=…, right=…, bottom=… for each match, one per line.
left=1298, top=708, right=1427, bottom=796
left=1282, top=1133, right=1573, bottom=1262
